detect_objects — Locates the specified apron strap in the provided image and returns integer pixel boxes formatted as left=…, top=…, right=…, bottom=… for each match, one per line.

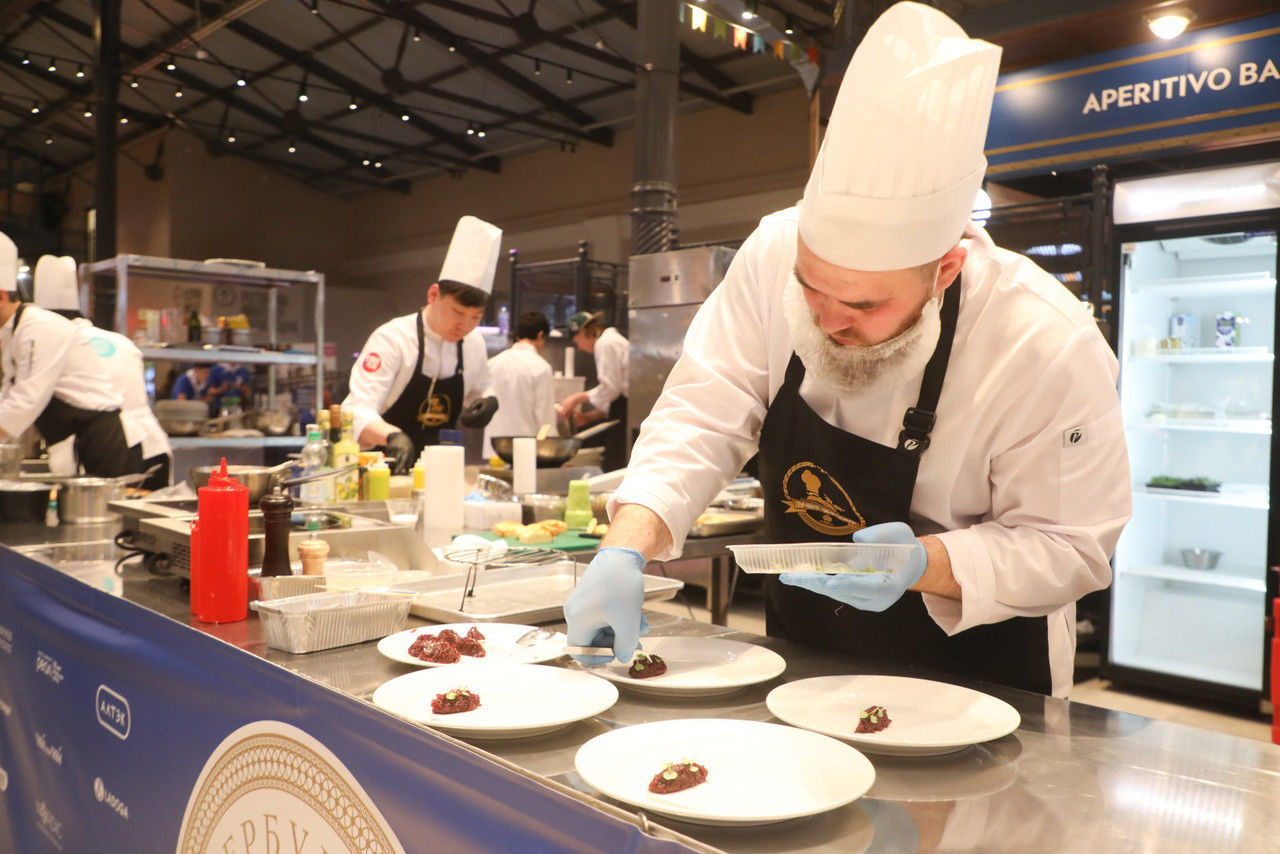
left=897, top=277, right=961, bottom=456
left=414, top=310, right=428, bottom=377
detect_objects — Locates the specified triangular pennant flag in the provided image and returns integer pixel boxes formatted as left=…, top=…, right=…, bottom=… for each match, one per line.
left=752, top=34, right=766, bottom=54
left=808, top=46, right=819, bottom=64
left=773, top=39, right=787, bottom=60
left=713, top=18, right=727, bottom=40
left=690, top=7, right=707, bottom=31
left=791, top=42, right=803, bottom=62
left=732, top=25, right=748, bottom=50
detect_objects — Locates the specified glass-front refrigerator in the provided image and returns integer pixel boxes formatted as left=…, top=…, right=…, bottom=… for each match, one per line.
left=1108, top=163, right=1280, bottom=708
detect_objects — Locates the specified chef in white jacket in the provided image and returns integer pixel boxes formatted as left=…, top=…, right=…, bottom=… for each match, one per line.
left=563, top=2, right=1131, bottom=698
left=33, top=255, right=172, bottom=489
left=482, top=311, right=557, bottom=458
left=343, top=215, right=500, bottom=473
left=0, top=235, right=142, bottom=480
left=556, top=311, right=630, bottom=470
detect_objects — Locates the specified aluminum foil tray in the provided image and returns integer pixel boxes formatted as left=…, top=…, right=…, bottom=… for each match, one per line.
left=728, top=542, right=916, bottom=575
left=386, top=563, right=683, bottom=624
left=251, top=591, right=411, bottom=654
left=252, top=574, right=326, bottom=602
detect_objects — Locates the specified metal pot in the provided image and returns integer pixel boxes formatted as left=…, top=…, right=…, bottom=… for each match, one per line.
left=490, top=437, right=582, bottom=468
left=0, top=443, right=22, bottom=479
left=57, top=477, right=128, bottom=524
left=248, top=409, right=294, bottom=436
left=0, top=479, right=52, bottom=522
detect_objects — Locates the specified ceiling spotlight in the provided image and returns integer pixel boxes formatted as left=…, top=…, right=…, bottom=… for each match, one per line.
left=120, top=116, right=128, bottom=124
left=465, top=124, right=475, bottom=136
left=374, top=160, right=383, bottom=168
left=784, top=18, right=795, bottom=36
left=236, top=76, right=247, bottom=87
left=44, top=136, right=53, bottom=145
left=742, top=6, right=754, bottom=21
left=362, top=159, right=370, bottom=166
left=83, top=109, right=92, bottom=118
left=401, top=113, right=410, bottom=122
left=174, top=86, right=184, bottom=98
left=534, top=59, right=541, bottom=76
left=298, top=90, right=308, bottom=103
left=412, top=28, right=421, bottom=42
left=227, top=133, right=236, bottom=143
left=165, top=59, right=176, bottom=71
left=476, top=127, right=485, bottom=138
left=565, top=68, right=573, bottom=84
left=447, top=38, right=457, bottom=53
left=30, top=102, right=39, bottom=114
left=129, top=77, right=139, bottom=88
left=1147, top=7, right=1194, bottom=39
left=47, top=58, right=57, bottom=72
left=308, top=0, right=319, bottom=13
left=75, top=64, right=86, bottom=78
left=20, top=53, right=30, bottom=65
left=287, top=143, right=297, bottom=154
left=348, top=100, right=358, bottom=111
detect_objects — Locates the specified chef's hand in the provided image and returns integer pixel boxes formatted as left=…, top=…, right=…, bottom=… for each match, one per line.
left=779, top=522, right=927, bottom=612
left=564, top=547, right=647, bottom=665
left=459, top=396, right=499, bottom=428
left=382, top=431, right=416, bottom=475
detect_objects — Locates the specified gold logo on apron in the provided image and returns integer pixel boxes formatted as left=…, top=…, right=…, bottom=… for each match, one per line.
left=780, top=461, right=865, bottom=536
left=417, top=394, right=451, bottom=428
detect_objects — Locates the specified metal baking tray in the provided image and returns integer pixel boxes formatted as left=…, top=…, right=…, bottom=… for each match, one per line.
left=385, top=563, right=683, bottom=624
left=688, top=509, right=764, bottom=538
left=251, top=591, right=411, bottom=654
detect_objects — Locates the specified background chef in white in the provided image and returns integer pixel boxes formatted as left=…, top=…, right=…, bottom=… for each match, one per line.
left=563, top=1, right=1131, bottom=698
left=555, top=311, right=630, bottom=471
left=482, top=311, right=557, bottom=458
left=0, top=233, right=144, bottom=480
left=343, top=215, right=500, bottom=474
left=33, top=255, right=173, bottom=489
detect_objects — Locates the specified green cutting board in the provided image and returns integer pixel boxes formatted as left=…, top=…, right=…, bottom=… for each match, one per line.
left=474, top=531, right=601, bottom=552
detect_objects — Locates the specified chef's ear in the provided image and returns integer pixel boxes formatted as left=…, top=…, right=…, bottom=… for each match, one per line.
left=934, top=244, right=968, bottom=295
left=426, top=282, right=440, bottom=306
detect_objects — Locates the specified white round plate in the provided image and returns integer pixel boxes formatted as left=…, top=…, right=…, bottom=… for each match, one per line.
left=574, top=718, right=874, bottom=826
left=371, top=663, right=617, bottom=739
left=377, top=623, right=566, bottom=668
left=584, top=636, right=787, bottom=697
left=766, top=675, right=1021, bottom=756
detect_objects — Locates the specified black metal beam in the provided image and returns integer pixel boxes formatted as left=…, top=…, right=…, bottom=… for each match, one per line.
left=372, top=0, right=600, bottom=128
left=166, top=0, right=487, bottom=163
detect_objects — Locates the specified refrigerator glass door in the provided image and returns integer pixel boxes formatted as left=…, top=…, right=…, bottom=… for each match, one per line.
left=1113, top=228, right=1277, bottom=691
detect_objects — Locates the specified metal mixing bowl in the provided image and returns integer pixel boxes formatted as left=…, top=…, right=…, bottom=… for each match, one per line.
left=1180, top=548, right=1221, bottom=569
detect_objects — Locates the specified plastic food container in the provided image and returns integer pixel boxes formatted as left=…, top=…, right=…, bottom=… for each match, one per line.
left=251, top=591, right=410, bottom=653
left=728, top=542, right=918, bottom=575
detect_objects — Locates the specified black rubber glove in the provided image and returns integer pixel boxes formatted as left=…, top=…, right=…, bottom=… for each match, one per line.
left=382, top=431, right=417, bottom=475
left=459, top=395, right=499, bottom=429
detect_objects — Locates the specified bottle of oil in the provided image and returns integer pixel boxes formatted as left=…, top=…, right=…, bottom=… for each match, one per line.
left=332, top=414, right=360, bottom=501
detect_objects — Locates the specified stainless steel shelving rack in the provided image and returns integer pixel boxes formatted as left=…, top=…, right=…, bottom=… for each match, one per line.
left=79, top=254, right=325, bottom=450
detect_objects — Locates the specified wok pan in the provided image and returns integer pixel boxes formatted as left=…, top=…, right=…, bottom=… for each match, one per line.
left=490, top=421, right=619, bottom=468
left=187, top=460, right=356, bottom=505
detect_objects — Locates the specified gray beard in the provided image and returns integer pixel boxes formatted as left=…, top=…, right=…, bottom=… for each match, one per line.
left=782, top=274, right=942, bottom=396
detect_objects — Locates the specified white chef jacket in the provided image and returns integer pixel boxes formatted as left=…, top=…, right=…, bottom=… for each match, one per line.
left=343, top=308, right=493, bottom=443
left=586, top=327, right=629, bottom=411
left=47, top=318, right=172, bottom=476
left=612, top=208, right=1131, bottom=697
left=482, top=340, right=557, bottom=457
left=0, top=304, right=122, bottom=440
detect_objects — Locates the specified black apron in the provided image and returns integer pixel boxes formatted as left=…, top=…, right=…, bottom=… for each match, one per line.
left=11, top=304, right=136, bottom=479
left=758, top=281, right=1053, bottom=695
left=578, top=394, right=628, bottom=472
left=379, top=311, right=466, bottom=455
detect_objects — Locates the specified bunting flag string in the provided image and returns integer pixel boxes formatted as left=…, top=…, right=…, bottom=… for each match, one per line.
left=681, top=3, right=817, bottom=66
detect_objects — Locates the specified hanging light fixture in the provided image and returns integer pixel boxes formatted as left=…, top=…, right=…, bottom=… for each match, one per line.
left=226, top=131, right=236, bottom=143
left=412, top=28, right=421, bottom=42
left=83, top=109, right=92, bottom=118
left=401, top=113, right=410, bottom=122
left=1146, top=6, right=1194, bottom=39
left=20, top=53, right=30, bottom=65
left=742, top=1, right=756, bottom=22
left=465, top=123, right=475, bottom=136
left=534, top=59, right=541, bottom=76
left=129, top=77, right=139, bottom=88
left=47, top=57, right=57, bottom=72
left=362, top=159, right=371, bottom=166
left=297, top=69, right=309, bottom=103
left=287, top=143, right=297, bottom=154
left=565, top=67, right=574, bottom=84
left=119, top=116, right=128, bottom=124
left=30, top=102, right=40, bottom=114
left=174, top=86, right=184, bottom=98
left=374, top=160, right=383, bottom=168
left=75, top=64, right=85, bottom=78
left=236, top=74, right=247, bottom=87
left=165, top=58, right=177, bottom=71
left=348, top=99, right=358, bottom=111
left=44, top=135, right=53, bottom=145
left=476, top=126, right=485, bottom=138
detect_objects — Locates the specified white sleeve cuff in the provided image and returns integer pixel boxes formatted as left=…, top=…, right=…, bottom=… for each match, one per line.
left=925, top=528, right=997, bottom=633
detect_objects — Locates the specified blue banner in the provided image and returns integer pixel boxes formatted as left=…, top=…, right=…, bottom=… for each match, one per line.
left=0, top=548, right=693, bottom=853
left=987, top=13, right=1280, bottom=178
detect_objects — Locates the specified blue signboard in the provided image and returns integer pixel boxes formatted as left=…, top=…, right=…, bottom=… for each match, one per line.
left=986, top=13, right=1280, bottom=178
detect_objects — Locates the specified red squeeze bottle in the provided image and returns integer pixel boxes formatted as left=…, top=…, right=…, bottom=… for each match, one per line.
left=194, top=458, right=249, bottom=623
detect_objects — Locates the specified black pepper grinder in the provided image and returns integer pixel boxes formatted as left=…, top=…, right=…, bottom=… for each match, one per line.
left=259, top=487, right=295, bottom=577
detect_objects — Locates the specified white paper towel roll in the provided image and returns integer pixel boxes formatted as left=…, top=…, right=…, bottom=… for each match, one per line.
left=420, top=445, right=465, bottom=547
left=564, top=347, right=575, bottom=378
left=513, top=437, right=537, bottom=497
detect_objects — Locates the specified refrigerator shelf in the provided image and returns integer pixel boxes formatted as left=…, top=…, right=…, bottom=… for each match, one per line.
left=1118, top=564, right=1266, bottom=593
left=1133, top=418, right=1271, bottom=435
left=1127, top=270, right=1275, bottom=297
left=1111, top=652, right=1260, bottom=691
left=1133, top=348, right=1272, bottom=364
left=1135, top=488, right=1268, bottom=510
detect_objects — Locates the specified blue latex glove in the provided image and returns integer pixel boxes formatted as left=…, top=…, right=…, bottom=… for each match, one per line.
left=563, top=547, right=647, bottom=665
left=779, top=522, right=927, bottom=613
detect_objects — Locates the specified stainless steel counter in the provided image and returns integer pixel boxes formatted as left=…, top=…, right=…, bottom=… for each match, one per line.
left=8, top=521, right=1280, bottom=852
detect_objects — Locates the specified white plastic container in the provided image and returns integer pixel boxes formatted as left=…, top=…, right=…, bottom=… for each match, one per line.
left=728, top=542, right=917, bottom=575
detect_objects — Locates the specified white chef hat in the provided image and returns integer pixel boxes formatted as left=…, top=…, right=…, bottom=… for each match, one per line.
left=34, top=254, right=80, bottom=312
left=0, top=231, right=15, bottom=295
left=798, top=2, right=1001, bottom=272
left=437, top=215, right=502, bottom=295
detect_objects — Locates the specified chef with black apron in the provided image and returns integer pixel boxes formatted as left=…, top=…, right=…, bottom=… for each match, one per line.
left=34, top=254, right=173, bottom=490
left=0, top=234, right=139, bottom=479
left=556, top=311, right=630, bottom=472
left=343, top=215, right=502, bottom=473
left=562, top=2, right=1131, bottom=699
